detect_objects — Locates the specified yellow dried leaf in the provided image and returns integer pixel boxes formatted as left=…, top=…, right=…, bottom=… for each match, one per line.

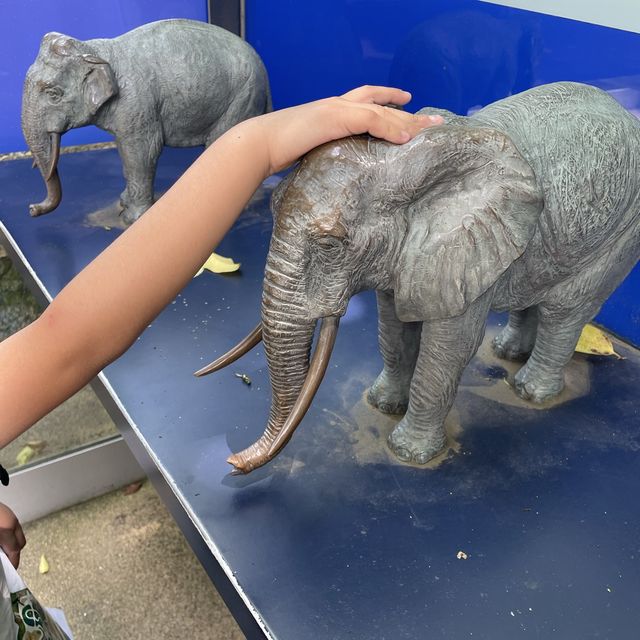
left=16, top=446, right=35, bottom=466
left=575, top=324, right=620, bottom=358
left=39, top=554, right=49, bottom=574
left=195, top=252, right=240, bottom=277
left=26, top=440, right=46, bottom=453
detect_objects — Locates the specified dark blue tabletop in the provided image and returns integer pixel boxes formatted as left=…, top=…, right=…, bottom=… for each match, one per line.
left=2, top=147, right=640, bottom=639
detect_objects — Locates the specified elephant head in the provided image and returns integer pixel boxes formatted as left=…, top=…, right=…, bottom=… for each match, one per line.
left=22, top=32, right=118, bottom=216
left=199, top=124, right=542, bottom=474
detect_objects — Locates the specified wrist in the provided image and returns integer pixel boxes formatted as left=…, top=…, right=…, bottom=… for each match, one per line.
left=225, top=116, right=273, bottom=180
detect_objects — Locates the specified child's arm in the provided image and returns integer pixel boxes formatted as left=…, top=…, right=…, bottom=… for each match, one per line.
left=0, top=86, right=442, bottom=447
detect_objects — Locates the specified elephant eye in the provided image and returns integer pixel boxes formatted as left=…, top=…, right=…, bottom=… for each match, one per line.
left=316, top=235, right=346, bottom=249
left=45, top=86, right=63, bottom=103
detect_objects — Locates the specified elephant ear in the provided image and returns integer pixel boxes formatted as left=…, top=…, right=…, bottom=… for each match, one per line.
left=390, top=125, right=543, bottom=322
left=40, top=32, right=79, bottom=57
left=81, top=54, right=117, bottom=115
left=271, top=172, right=294, bottom=212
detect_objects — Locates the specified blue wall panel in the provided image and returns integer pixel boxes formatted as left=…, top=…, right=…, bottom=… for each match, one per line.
left=0, top=0, right=208, bottom=153
left=1, top=0, right=639, bottom=343
left=246, top=0, right=640, bottom=345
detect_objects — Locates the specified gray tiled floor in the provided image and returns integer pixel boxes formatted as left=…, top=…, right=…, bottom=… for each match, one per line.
left=19, top=481, right=244, bottom=639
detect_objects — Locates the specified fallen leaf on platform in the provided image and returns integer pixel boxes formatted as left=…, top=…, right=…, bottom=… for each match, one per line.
left=195, top=252, right=240, bottom=277
left=39, top=554, right=49, bottom=574
left=26, top=440, right=46, bottom=453
left=123, top=481, right=144, bottom=496
left=16, top=446, right=35, bottom=466
left=575, top=324, right=621, bottom=358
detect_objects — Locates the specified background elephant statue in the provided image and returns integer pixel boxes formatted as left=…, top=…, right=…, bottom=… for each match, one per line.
left=200, top=82, right=640, bottom=474
left=22, top=19, right=271, bottom=223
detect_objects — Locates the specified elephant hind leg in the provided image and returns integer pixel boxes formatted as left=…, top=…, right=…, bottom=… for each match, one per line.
left=514, top=305, right=588, bottom=403
left=515, top=240, right=639, bottom=403
left=493, top=307, right=539, bottom=361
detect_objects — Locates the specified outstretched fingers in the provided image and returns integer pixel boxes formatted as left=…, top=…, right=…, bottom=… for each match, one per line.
left=339, top=100, right=442, bottom=144
left=340, top=85, right=443, bottom=141
left=341, top=85, right=413, bottom=106
left=260, top=85, right=444, bottom=173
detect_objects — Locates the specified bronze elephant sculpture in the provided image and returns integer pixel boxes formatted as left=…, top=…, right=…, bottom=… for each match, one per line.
left=200, top=82, right=640, bottom=474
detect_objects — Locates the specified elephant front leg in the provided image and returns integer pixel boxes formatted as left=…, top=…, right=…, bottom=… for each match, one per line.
left=117, top=131, right=162, bottom=224
left=388, top=295, right=491, bottom=464
left=368, top=290, right=421, bottom=415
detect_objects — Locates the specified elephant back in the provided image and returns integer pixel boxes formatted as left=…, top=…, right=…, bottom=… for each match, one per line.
left=472, top=82, right=640, bottom=268
left=90, top=19, right=269, bottom=124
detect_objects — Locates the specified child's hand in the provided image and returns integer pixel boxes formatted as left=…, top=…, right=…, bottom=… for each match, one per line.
left=250, top=85, right=444, bottom=174
left=0, top=502, right=26, bottom=569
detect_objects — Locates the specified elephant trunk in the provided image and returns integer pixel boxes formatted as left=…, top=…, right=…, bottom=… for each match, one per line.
left=22, top=112, right=62, bottom=216
left=226, top=238, right=338, bottom=474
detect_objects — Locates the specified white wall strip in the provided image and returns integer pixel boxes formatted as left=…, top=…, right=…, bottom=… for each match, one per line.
left=480, top=0, right=640, bottom=34
left=6, top=437, right=143, bottom=524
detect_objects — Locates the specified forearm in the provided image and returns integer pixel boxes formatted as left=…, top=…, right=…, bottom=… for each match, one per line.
left=54, top=117, right=270, bottom=350
left=0, top=119, right=270, bottom=445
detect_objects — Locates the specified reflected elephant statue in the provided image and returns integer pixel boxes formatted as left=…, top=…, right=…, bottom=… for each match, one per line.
left=22, top=19, right=270, bottom=223
left=200, top=82, right=640, bottom=474
left=389, top=9, right=539, bottom=115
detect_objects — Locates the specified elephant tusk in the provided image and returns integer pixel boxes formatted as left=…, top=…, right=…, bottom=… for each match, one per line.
left=45, top=132, right=61, bottom=182
left=265, top=315, right=340, bottom=460
left=226, top=316, right=340, bottom=474
left=194, top=323, right=262, bottom=377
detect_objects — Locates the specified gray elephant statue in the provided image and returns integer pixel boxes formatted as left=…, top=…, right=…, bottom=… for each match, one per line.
left=199, top=81, right=640, bottom=474
left=22, top=19, right=271, bottom=223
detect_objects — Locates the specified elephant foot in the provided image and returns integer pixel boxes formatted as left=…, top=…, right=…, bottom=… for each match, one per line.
left=492, top=325, right=534, bottom=361
left=367, top=370, right=410, bottom=415
left=387, top=418, right=446, bottom=465
left=514, top=362, right=564, bottom=403
left=121, top=203, right=151, bottom=225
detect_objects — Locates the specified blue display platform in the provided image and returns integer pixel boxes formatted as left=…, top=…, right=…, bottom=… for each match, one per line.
left=2, top=147, right=640, bottom=639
